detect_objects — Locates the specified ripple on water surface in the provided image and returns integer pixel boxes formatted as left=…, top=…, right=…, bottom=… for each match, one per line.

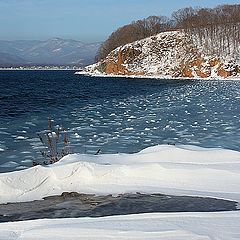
left=0, top=71, right=240, bottom=172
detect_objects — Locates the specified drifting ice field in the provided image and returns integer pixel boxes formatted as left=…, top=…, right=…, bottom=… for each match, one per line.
left=0, top=71, right=240, bottom=172
left=1, top=71, right=240, bottom=239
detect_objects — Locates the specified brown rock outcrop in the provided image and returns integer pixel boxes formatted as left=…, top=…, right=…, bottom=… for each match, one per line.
left=105, top=47, right=144, bottom=75
left=217, top=67, right=231, bottom=78
left=89, top=31, right=239, bottom=79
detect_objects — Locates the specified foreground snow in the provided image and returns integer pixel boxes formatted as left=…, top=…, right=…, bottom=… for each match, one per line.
left=1, top=145, right=240, bottom=239
left=1, top=144, right=240, bottom=204
left=1, top=212, right=240, bottom=239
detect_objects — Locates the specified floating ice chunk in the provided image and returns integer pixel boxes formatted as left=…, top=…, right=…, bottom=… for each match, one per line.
left=15, top=136, right=26, bottom=140
left=17, top=130, right=27, bottom=134
left=25, top=122, right=36, bottom=126
left=21, top=159, right=33, bottom=164
left=125, top=128, right=134, bottom=131
left=74, top=133, right=80, bottom=138
left=0, top=161, right=19, bottom=168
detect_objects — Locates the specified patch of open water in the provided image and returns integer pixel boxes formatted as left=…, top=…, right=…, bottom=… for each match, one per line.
left=0, top=71, right=240, bottom=172
left=0, top=192, right=237, bottom=222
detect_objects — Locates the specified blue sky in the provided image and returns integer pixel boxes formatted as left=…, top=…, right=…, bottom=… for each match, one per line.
left=0, top=0, right=239, bottom=42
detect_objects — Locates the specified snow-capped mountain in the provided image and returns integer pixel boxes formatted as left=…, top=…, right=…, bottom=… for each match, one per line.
left=85, top=30, right=240, bottom=79
left=0, top=38, right=101, bottom=66
left=0, top=52, right=28, bottom=67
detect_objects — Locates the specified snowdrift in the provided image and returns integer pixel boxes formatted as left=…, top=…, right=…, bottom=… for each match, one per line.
left=1, top=212, right=240, bottom=240
left=1, top=144, right=240, bottom=204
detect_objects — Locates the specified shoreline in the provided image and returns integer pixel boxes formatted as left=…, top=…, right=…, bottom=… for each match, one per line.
left=75, top=71, right=240, bottom=81
left=0, top=69, right=80, bottom=71
left=1, top=144, right=240, bottom=204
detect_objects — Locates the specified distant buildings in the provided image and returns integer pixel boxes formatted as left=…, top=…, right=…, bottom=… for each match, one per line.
left=0, top=66, right=82, bottom=70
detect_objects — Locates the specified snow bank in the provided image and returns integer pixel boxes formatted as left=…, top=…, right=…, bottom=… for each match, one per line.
left=1, top=211, right=240, bottom=240
left=1, top=145, right=240, bottom=204
left=75, top=70, right=240, bottom=80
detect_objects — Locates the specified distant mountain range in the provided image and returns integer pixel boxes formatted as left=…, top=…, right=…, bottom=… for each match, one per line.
left=0, top=38, right=101, bottom=67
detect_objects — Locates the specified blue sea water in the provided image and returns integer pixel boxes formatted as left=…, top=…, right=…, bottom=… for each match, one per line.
left=0, top=70, right=240, bottom=172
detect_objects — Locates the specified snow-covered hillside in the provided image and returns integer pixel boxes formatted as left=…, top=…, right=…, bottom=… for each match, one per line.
left=83, top=30, right=240, bottom=79
left=1, top=144, right=240, bottom=204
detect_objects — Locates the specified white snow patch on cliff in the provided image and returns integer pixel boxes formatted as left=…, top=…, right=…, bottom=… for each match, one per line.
left=82, top=30, right=240, bottom=79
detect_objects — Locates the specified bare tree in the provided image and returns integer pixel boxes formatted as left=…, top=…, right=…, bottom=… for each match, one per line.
left=33, top=118, right=70, bottom=166
left=95, top=4, right=240, bottom=61
left=95, top=16, right=173, bottom=61
left=172, top=4, right=240, bottom=55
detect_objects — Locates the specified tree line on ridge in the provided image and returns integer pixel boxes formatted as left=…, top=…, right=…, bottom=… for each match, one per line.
left=96, top=4, right=240, bottom=61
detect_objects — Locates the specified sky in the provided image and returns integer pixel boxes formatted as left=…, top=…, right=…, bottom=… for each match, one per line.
left=0, top=0, right=239, bottom=43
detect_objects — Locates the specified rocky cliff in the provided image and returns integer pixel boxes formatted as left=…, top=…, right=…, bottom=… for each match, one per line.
left=85, top=31, right=240, bottom=79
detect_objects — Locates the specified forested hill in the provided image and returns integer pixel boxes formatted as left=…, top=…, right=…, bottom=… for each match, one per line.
left=96, top=4, right=240, bottom=61
left=88, top=4, right=240, bottom=79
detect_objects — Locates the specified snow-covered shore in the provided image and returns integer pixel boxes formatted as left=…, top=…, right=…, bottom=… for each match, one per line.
left=75, top=70, right=240, bottom=80
left=1, top=144, right=240, bottom=239
left=77, top=30, right=240, bottom=80
left=1, top=144, right=240, bottom=204
left=1, top=212, right=240, bottom=240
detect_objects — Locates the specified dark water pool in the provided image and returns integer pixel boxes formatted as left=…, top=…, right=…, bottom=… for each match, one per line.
left=0, top=192, right=237, bottom=222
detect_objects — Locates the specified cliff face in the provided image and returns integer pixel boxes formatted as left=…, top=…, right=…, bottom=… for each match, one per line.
left=86, top=31, right=240, bottom=79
